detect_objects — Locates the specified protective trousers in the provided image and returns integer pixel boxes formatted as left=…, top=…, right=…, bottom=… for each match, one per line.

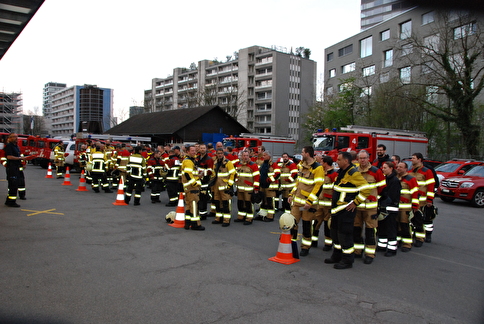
left=377, top=213, right=398, bottom=252
left=6, top=167, right=19, bottom=204
left=125, top=178, right=143, bottom=204
left=398, top=210, right=413, bottom=248
left=354, top=209, right=377, bottom=258
left=290, top=206, right=315, bottom=251
left=330, top=209, right=356, bottom=265
left=312, top=207, right=332, bottom=248
left=236, top=191, right=253, bottom=221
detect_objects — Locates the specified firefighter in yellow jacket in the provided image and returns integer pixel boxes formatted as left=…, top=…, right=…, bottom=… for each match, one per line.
left=288, top=146, right=324, bottom=257
left=210, top=148, right=236, bottom=226
left=324, top=152, right=370, bottom=269
left=181, top=145, right=205, bottom=230
left=53, top=141, right=65, bottom=178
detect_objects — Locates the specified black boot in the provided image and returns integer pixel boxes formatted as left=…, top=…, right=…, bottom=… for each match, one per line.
left=425, top=232, right=432, bottom=243
left=311, top=230, right=319, bottom=248
left=191, top=222, right=205, bottom=231
left=324, top=249, right=342, bottom=264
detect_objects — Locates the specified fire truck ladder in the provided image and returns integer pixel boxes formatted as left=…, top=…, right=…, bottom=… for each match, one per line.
left=341, top=125, right=427, bottom=138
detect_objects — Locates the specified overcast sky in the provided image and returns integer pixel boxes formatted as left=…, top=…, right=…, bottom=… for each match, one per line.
left=0, top=0, right=361, bottom=121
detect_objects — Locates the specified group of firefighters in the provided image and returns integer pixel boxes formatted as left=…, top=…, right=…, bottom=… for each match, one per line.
left=4, top=135, right=438, bottom=270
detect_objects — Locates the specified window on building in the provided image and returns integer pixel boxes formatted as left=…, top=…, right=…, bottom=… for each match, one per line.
left=422, top=61, right=435, bottom=74
left=454, top=22, right=476, bottom=39
left=326, top=87, right=334, bottom=96
left=380, top=29, right=390, bottom=41
left=338, top=44, right=353, bottom=57
left=380, top=71, right=390, bottom=83
left=400, top=66, right=411, bottom=84
left=256, top=115, right=271, bottom=124
left=401, top=43, right=413, bottom=56
left=329, top=69, right=336, bottom=78
left=342, top=62, right=356, bottom=74
left=361, top=86, right=372, bottom=97
left=383, top=49, right=393, bottom=67
left=327, top=52, right=334, bottom=61
left=360, top=36, right=373, bottom=58
left=400, top=20, right=412, bottom=39
left=423, top=34, right=439, bottom=54
left=362, top=65, right=375, bottom=77
left=426, top=86, right=439, bottom=104
left=422, top=11, right=434, bottom=25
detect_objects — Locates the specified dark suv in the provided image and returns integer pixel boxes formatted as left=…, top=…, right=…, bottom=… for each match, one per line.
left=438, top=165, right=484, bottom=207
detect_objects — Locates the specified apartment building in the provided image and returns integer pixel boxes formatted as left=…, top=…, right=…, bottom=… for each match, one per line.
left=324, top=6, right=483, bottom=100
left=361, top=0, right=413, bottom=30
left=43, top=82, right=67, bottom=134
left=0, top=92, right=23, bottom=133
left=50, top=84, right=113, bottom=137
left=145, top=45, right=316, bottom=142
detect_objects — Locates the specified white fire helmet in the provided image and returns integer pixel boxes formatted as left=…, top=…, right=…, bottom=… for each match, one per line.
left=165, top=211, right=176, bottom=223
left=279, top=212, right=296, bottom=231
left=258, top=209, right=268, bottom=217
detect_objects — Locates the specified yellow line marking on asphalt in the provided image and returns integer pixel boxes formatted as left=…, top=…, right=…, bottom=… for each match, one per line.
left=21, top=208, right=64, bottom=217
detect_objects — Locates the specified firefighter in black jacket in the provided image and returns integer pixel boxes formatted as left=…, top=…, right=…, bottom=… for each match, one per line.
left=325, top=152, right=370, bottom=269
left=378, top=161, right=401, bottom=257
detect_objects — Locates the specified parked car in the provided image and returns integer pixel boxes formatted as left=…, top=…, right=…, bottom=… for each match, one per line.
left=434, top=159, right=484, bottom=183
left=402, top=158, right=442, bottom=170
left=437, top=165, right=484, bottom=207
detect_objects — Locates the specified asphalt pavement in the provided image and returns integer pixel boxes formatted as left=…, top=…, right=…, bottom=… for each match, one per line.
left=0, top=166, right=483, bottom=324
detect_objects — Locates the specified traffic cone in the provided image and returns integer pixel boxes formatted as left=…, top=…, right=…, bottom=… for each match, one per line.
left=76, top=170, right=89, bottom=192
left=169, top=192, right=186, bottom=228
left=269, top=232, right=300, bottom=265
left=62, top=166, right=72, bottom=185
left=113, top=177, right=128, bottom=206
left=45, top=163, right=53, bottom=178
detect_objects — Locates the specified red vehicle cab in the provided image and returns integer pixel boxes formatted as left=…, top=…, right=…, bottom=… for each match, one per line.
left=434, top=159, right=484, bottom=183
left=438, top=165, right=484, bottom=207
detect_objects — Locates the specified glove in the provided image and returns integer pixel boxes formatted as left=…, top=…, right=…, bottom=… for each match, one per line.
left=371, top=213, right=378, bottom=220
left=251, top=191, right=262, bottom=204
left=224, top=186, right=235, bottom=196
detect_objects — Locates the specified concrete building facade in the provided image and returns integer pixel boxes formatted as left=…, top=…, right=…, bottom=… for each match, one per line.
left=0, top=92, right=23, bottom=134
left=50, top=84, right=113, bottom=137
left=361, top=0, right=413, bottom=30
left=145, top=45, right=317, bottom=142
left=43, top=82, right=66, bottom=134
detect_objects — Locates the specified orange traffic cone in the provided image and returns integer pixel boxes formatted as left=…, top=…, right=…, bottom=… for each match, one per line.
left=169, top=192, right=186, bottom=228
left=62, top=166, right=72, bottom=185
left=76, top=170, right=89, bottom=192
left=269, top=232, right=300, bottom=265
left=112, top=177, right=128, bottom=206
left=45, top=163, right=53, bottom=178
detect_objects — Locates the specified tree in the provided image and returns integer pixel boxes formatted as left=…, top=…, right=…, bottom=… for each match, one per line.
left=303, top=48, right=311, bottom=59
left=395, top=10, right=484, bottom=158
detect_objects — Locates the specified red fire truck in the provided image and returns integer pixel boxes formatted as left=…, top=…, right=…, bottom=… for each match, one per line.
left=223, top=133, right=296, bottom=158
left=312, top=125, right=428, bottom=161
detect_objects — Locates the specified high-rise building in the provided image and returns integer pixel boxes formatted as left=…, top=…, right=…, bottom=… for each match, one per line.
left=43, top=82, right=66, bottom=133
left=360, top=0, right=413, bottom=30
left=145, top=45, right=316, bottom=142
left=50, top=84, right=113, bottom=137
left=0, top=92, right=23, bottom=133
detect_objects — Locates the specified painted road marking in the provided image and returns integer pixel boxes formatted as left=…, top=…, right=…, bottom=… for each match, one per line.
left=21, top=208, right=64, bottom=217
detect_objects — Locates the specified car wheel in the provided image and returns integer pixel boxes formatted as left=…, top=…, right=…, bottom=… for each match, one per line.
left=440, top=196, right=455, bottom=203
left=471, top=189, right=484, bottom=208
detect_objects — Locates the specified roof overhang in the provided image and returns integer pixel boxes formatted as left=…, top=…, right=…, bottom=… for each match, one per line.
left=0, top=0, right=45, bottom=60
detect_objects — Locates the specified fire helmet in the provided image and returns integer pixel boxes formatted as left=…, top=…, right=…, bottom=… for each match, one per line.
left=279, top=212, right=296, bottom=231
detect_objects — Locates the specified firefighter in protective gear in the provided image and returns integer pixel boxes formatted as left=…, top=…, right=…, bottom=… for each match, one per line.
left=124, top=146, right=146, bottom=205
left=279, top=212, right=296, bottom=231
left=396, top=161, right=419, bottom=252
left=378, top=161, right=401, bottom=257
left=313, top=155, right=338, bottom=250
left=234, top=150, right=260, bottom=224
left=181, top=145, right=205, bottom=230
left=354, top=150, right=386, bottom=264
left=210, top=148, right=236, bottom=227
left=165, top=146, right=183, bottom=207
left=196, top=144, right=214, bottom=220
left=325, top=152, right=370, bottom=270
left=288, top=146, right=324, bottom=257
left=276, top=153, right=298, bottom=213
left=103, top=139, right=117, bottom=188
left=409, top=153, right=436, bottom=246
left=256, top=151, right=279, bottom=222
left=53, top=141, right=65, bottom=178
left=89, top=145, right=113, bottom=193
left=4, top=134, right=29, bottom=207
left=147, top=150, right=167, bottom=203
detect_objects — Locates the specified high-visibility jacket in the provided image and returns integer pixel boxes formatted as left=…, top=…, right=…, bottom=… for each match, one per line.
left=318, top=168, right=338, bottom=207
left=91, top=151, right=109, bottom=173
left=398, top=173, right=420, bottom=211
left=147, top=156, right=167, bottom=180
left=127, top=154, right=146, bottom=179
left=356, top=164, right=385, bottom=210
left=331, top=164, right=371, bottom=214
left=409, top=165, right=435, bottom=205
left=54, top=145, right=65, bottom=166
left=181, top=156, right=201, bottom=189
left=290, top=160, right=324, bottom=207
left=166, top=155, right=182, bottom=182
left=197, top=153, right=214, bottom=190
left=212, top=157, right=236, bottom=192
left=276, top=159, right=298, bottom=191
left=235, top=160, right=260, bottom=192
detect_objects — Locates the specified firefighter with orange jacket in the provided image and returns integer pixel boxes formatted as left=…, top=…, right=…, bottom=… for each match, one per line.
left=147, top=150, right=167, bottom=203
left=234, top=150, right=260, bottom=225
left=313, top=155, right=338, bottom=250
left=256, top=151, right=279, bottom=222
left=181, top=145, right=205, bottom=230
left=396, top=161, right=420, bottom=252
left=196, top=144, right=214, bottom=220
left=275, top=153, right=298, bottom=214
left=355, top=150, right=386, bottom=265
left=165, top=146, right=183, bottom=207
left=409, top=152, right=436, bottom=246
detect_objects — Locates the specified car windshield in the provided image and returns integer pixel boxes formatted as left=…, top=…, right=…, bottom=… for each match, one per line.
left=435, top=163, right=460, bottom=173
left=313, top=135, right=334, bottom=151
left=464, top=166, right=484, bottom=177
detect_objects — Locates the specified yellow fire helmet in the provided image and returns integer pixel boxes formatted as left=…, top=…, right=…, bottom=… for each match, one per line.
left=279, top=212, right=296, bottom=231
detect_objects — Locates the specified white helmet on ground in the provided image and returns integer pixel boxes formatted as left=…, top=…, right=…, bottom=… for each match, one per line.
left=165, top=211, right=176, bottom=223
